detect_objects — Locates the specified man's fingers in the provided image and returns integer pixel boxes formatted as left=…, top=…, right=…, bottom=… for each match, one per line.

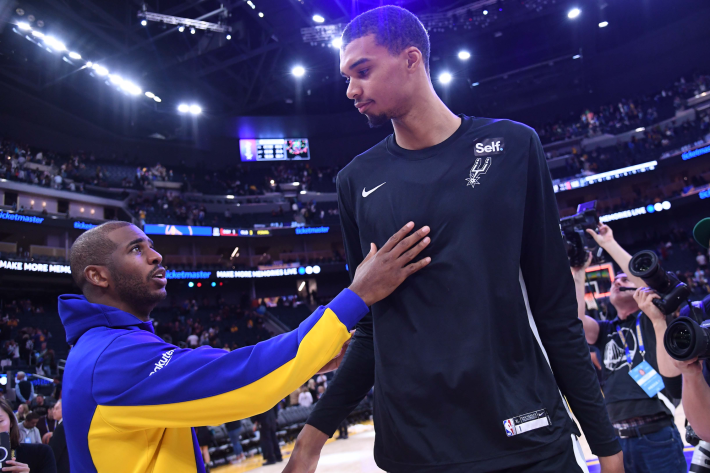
left=404, top=256, right=431, bottom=276
left=380, top=222, right=414, bottom=253
left=394, top=226, right=430, bottom=258
left=399, top=236, right=431, bottom=262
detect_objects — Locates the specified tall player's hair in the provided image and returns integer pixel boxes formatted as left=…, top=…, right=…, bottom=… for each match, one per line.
left=341, top=6, right=431, bottom=75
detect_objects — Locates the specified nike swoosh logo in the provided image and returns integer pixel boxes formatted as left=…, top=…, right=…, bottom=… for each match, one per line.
left=362, top=182, right=386, bottom=198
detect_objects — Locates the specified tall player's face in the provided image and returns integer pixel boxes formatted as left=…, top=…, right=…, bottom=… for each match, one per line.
left=340, top=35, right=414, bottom=128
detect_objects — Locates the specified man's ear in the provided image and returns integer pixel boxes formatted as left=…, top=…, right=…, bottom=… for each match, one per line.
left=84, top=265, right=111, bottom=289
left=404, top=46, right=424, bottom=73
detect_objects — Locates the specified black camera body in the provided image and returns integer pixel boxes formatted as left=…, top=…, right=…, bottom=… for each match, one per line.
left=628, top=250, right=691, bottom=315
left=560, top=201, right=602, bottom=268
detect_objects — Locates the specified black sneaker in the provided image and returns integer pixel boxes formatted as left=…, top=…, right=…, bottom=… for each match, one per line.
left=263, top=460, right=277, bottom=466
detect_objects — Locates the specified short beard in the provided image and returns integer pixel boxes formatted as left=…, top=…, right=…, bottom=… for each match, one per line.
left=108, top=263, right=166, bottom=313
left=366, top=113, right=390, bottom=128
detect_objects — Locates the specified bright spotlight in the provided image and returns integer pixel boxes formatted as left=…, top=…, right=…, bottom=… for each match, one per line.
left=44, top=36, right=67, bottom=51
left=313, top=14, right=325, bottom=23
left=145, top=91, right=155, bottom=98
left=300, top=190, right=307, bottom=194
left=226, top=34, right=231, bottom=40
left=86, top=61, right=93, bottom=68
left=121, top=81, right=142, bottom=96
left=292, top=66, right=306, bottom=77
left=18, top=22, right=31, bottom=31
left=483, top=10, right=488, bottom=15
left=178, top=25, right=185, bottom=32
left=178, top=103, right=189, bottom=113
left=331, top=37, right=342, bottom=48
left=31, top=30, right=44, bottom=39
left=141, top=19, right=147, bottom=26
left=567, top=8, right=581, bottom=19
left=439, top=72, right=452, bottom=84
left=153, top=96, right=161, bottom=103
left=109, top=74, right=123, bottom=85
left=258, top=12, right=264, bottom=18
left=598, top=21, right=609, bottom=28
left=189, top=104, right=202, bottom=115
left=190, top=27, right=196, bottom=34
left=635, top=127, right=645, bottom=132
left=572, top=54, right=581, bottom=59
left=93, top=64, right=109, bottom=76
left=68, top=51, right=81, bottom=60
left=458, top=51, right=471, bottom=60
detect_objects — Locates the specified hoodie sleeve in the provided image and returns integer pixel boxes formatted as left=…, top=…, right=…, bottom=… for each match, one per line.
left=91, top=289, right=368, bottom=430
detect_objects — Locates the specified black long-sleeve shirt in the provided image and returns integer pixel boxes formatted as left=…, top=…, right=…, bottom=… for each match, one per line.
left=307, top=115, right=621, bottom=472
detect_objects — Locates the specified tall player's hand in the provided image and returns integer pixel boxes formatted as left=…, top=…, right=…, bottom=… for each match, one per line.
left=598, top=451, right=624, bottom=473
left=349, top=222, right=431, bottom=306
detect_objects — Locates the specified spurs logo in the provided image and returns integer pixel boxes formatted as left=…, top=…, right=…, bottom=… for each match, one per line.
left=465, top=158, right=491, bottom=188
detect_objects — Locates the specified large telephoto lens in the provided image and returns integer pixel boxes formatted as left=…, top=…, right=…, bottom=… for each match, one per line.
left=629, top=250, right=671, bottom=293
left=664, top=317, right=710, bottom=361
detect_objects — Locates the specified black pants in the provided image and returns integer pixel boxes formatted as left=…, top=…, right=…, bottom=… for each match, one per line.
left=338, top=421, right=349, bottom=439
left=259, top=424, right=282, bottom=462
left=491, top=442, right=587, bottom=473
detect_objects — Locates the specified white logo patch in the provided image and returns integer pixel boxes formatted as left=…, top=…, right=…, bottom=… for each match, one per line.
left=362, top=182, right=386, bottom=198
left=465, top=158, right=491, bottom=188
left=603, top=328, right=637, bottom=371
left=150, top=349, right=175, bottom=376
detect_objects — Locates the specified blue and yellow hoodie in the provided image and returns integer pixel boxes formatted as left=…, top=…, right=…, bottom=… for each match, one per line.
left=58, top=289, right=368, bottom=473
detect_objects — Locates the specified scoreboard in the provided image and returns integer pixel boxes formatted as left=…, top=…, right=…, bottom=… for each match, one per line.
left=240, top=138, right=310, bottom=162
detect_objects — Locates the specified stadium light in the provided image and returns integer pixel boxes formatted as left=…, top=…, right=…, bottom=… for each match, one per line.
left=599, top=21, right=609, bottom=28
left=331, top=37, right=342, bottom=48
left=190, top=27, right=196, bottom=34
left=226, top=34, right=231, bottom=40
left=572, top=54, right=581, bottom=59
left=189, top=104, right=202, bottom=115
left=178, top=25, right=185, bottom=32
left=44, top=36, right=67, bottom=51
left=153, top=96, right=162, bottom=103
left=458, top=51, right=471, bottom=60
left=68, top=51, right=81, bottom=60
left=439, top=72, right=452, bottom=84
left=109, top=74, right=123, bottom=85
left=567, top=8, right=581, bottom=19
left=93, top=64, right=109, bottom=76
left=121, top=81, right=142, bottom=96
left=31, top=30, right=44, bottom=39
left=292, top=66, right=306, bottom=77
left=483, top=10, right=488, bottom=15
left=258, top=12, right=264, bottom=18
left=141, top=19, right=147, bottom=26
left=635, top=127, right=645, bottom=132
left=177, top=103, right=189, bottom=113
left=17, top=22, right=31, bottom=31
left=313, top=14, right=325, bottom=23
left=145, top=91, right=155, bottom=98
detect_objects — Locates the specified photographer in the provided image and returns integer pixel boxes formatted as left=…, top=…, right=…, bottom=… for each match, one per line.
left=570, top=223, right=685, bottom=473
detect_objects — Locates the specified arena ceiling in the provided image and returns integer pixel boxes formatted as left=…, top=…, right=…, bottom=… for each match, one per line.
left=0, top=0, right=708, bottom=140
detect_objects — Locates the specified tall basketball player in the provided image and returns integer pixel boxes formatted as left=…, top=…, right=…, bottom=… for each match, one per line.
left=285, top=6, right=624, bottom=473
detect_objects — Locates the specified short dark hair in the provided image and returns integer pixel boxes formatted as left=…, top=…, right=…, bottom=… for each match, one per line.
left=25, top=412, right=40, bottom=422
left=342, top=5, right=430, bottom=75
left=69, top=221, right=133, bottom=290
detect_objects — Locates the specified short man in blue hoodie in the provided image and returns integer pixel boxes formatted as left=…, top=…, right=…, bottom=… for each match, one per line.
left=59, top=220, right=431, bottom=473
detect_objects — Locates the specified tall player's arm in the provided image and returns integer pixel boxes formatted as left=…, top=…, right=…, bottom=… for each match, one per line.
left=304, top=172, right=376, bottom=437
left=519, top=130, right=622, bottom=458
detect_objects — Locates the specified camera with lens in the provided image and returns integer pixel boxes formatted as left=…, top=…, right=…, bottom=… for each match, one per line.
left=560, top=200, right=603, bottom=268
left=628, top=250, right=691, bottom=316
left=664, top=299, right=710, bottom=361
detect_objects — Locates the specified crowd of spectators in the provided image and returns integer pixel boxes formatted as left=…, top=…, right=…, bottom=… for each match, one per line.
left=536, top=72, right=710, bottom=144
left=550, top=109, right=710, bottom=179
left=0, top=300, right=57, bottom=378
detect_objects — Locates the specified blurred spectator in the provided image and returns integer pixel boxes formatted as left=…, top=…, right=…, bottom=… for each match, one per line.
left=298, top=385, right=313, bottom=408
left=15, top=371, right=35, bottom=404
left=19, top=412, right=42, bottom=444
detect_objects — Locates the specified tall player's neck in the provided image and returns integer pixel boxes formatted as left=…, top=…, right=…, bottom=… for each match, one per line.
left=391, top=85, right=460, bottom=151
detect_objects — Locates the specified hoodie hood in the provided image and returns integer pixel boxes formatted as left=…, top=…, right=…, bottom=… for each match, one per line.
left=58, top=294, right=154, bottom=345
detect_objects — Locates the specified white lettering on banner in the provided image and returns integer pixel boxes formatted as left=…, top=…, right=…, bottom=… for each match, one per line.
left=217, top=268, right=299, bottom=279
left=599, top=207, right=647, bottom=223
left=0, top=260, right=70, bottom=273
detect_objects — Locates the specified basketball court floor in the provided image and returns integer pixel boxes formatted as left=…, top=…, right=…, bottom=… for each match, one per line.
left=214, top=404, right=695, bottom=473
